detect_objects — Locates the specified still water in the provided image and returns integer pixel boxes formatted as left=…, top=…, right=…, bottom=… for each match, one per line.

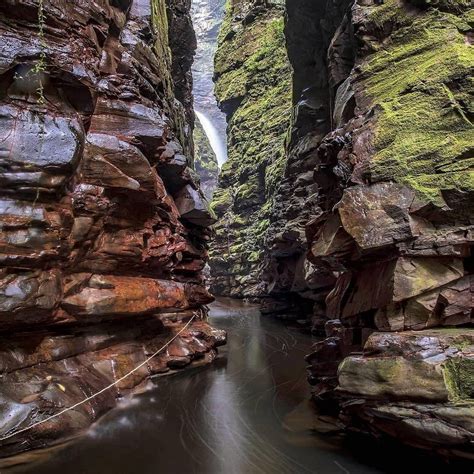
left=2, top=299, right=453, bottom=474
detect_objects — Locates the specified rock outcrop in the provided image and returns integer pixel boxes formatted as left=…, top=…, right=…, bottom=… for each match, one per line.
left=0, top=0, right=223, bottom=457
left=281, top=0, right=473, bottom=460
left=210, top=0, right=292, bottom=297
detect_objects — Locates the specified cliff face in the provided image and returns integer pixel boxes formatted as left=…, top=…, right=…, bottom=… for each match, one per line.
left=210, top=0, right=292, bottom=297
left=0, top=0, right=224, bottom=456
left=261, top=0, right=355, bottom=318
left=281, top=0, right=474, bottom=459
left=211, top=0, right=473, bottom=459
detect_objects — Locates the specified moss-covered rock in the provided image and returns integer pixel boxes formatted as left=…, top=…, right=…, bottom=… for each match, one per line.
left=361, top=0, right=474, bottom=204
left=270, top=0, right=473, bottom=459
left=335, top=330, right=474, bottom=457
left=194, top=120, right=219, bottom=201
left=209, top=0, right=292, bottom=297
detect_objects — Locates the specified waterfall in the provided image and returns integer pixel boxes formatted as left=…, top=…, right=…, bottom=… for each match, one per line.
left=195, top=110, right=228, bottom=167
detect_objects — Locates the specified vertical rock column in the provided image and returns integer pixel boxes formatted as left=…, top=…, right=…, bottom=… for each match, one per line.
left=0, top=0, right=224, bottom=457
left=276, top=0, right=473, bottom=459
left=209, top=0, right=293, bottom=298
left=262, top=0, right=355, bottom=318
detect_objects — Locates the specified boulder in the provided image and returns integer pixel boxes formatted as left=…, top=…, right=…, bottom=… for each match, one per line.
left=326, top=257, right=464, bottom=319
left=336, top=330, right=474, bottom=457
left=82, top=133, right=160, bottom=194
left=337, top=183, right=416, bottom=250
left=175, top=184, right=216, bottom=227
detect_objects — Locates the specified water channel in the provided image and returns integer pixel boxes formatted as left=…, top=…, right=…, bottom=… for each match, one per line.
left=5, top=299, right=453, bottom=474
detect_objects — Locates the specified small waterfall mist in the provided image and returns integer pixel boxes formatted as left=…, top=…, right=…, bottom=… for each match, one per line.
left=191, top=0, right=228, bottom=174
left=195, top=110, right=228, bottom=167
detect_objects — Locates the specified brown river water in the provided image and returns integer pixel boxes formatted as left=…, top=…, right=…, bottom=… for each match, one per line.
left=2, top=299, right=460, bottom=473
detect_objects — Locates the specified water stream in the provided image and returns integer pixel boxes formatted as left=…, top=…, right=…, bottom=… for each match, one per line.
left=3, top=299, right=458, bottom=473
left=195, top=110, right=228, bottom=167
left=191, top=0, right=228, bottom=168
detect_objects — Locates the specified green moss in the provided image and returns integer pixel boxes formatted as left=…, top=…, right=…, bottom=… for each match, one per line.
left=194, top=121, right=219, bottom=174
left=210, top=4, right=292, bottom=295
left=248, top=250, right=262, bottom=263
left=215, top=67, right=249, bottom=104
left=363, top=0, right=474, bottom=204
left=229, top=214, right=247, bottom=227
left=150, top=0, right=173, bottom=97
left=211, top=187, right=233, bottom=215
left=443, top=357, right=474, bottom=401
left=234, top=175, right=260, bottom=202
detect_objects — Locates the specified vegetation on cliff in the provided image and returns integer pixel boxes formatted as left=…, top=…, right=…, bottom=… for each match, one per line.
left=363, top=0, right=473, bottom=203
left=210, top=1, right=292, bottom=296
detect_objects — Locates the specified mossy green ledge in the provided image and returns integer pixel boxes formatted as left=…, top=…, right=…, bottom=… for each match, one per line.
left=357, top=0, right=473, bottom=205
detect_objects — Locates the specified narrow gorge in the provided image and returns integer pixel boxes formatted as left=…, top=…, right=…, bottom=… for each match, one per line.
left=210, top=0, right=473, bottom=462
left=0, top=0, right=472, bottom=472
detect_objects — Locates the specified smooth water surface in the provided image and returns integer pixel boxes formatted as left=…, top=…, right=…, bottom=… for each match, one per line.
left=5, top=299, right=431, bottom=474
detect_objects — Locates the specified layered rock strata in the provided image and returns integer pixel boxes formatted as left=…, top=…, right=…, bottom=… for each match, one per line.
left=281, top=0, right=473, bottom=459
left=0, top=0, right=223, bottom=457
left=211, top=0, right=473, bottom=458
left=210, top=0, right=292, bottom=297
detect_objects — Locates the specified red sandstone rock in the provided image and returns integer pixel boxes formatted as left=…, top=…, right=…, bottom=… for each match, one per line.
left=0, top=0, right=225, bottom=457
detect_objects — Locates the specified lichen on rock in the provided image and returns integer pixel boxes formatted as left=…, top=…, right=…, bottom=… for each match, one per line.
left=360, top=0, right=474, bottom=205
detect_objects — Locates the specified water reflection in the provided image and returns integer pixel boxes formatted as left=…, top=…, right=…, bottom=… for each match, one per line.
left=5, top=299, right=385, bottom=474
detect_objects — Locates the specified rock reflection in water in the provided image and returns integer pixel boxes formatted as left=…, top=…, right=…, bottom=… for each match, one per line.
left=5, top=299, right=383, bottom=474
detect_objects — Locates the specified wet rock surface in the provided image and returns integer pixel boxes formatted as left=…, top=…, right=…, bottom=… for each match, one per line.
left=276, top=0, right=473, bottom=459
left=209, top=0, right=292, bottom=298
left=334, top=330, right=474, bottom=457
left=0, top=0, right=223, bottom=457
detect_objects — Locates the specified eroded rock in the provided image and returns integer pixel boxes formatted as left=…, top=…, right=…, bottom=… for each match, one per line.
left=0, top=0, right=225, bottom=457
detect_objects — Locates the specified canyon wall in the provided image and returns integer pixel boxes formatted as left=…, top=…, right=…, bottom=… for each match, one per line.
left=212, top=0, right=473, bottom=459
left=210, top=0, right=292, bottom=297
left=284, top=0, right=473, bottom=459
left=0, top=0, right=224, bottom=457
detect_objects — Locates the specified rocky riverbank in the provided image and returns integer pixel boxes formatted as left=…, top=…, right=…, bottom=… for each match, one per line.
left=0, top=0, right=224, bottom=457
left=210, top=0, right=473, bottom=459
